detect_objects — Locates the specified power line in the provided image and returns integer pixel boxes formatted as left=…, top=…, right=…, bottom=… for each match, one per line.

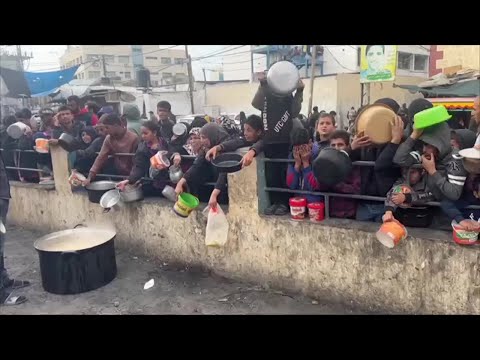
left=324, top=46, right=357, bottom=72
left=192, top=45, right=237, bottom=59
left=192, top=46, right=248, bottom=61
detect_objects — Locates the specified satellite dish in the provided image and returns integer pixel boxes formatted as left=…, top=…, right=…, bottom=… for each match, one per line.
left=119, top=91, right=136, bottom=102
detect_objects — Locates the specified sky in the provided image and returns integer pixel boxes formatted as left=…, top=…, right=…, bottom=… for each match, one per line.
left=13, top=45, right=254, bottom=81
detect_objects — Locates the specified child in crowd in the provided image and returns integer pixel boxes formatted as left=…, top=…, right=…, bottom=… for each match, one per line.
left=393, top=122, right=467, bottom=203
left=73, top=116, right=108, bottom=176
left=72, top=126, right=98, bottom=175
left=174, top=123, right=230, bottom=203
left=441, top=127, right=480, bottom=231
left=82, top=113, right=139, bottom=185
left=351, top=98, right=403, bottom=222
left=204, top=115, right=264, bottom=209
left=117, top=121, right=170, bottom=195
left=313, top=113, right=336, bottom=154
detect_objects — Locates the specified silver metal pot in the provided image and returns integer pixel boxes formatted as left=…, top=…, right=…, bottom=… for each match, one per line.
left=120, top=185, right=144, bottom=203
left=169, top=165, right=184, bottom=184
left=99, top=189, right=124, bottom=212
left=266, top=61, right=300, bottom=96
left=162, top=185, right=177, bottom=203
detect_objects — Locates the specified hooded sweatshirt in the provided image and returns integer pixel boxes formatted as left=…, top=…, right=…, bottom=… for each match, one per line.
left=123, top=104, right=142, bottom=136
left=394, top=122, right=467, bottom=202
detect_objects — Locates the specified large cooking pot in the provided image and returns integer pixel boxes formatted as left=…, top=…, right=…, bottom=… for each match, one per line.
left=58, top=133, right=82, bottom=152
left=85, top=181, right=117, bottom=203
left=266, top=61, right=300, bottom=96
left=34, top=225, right=117, bottom=295
left=313, top=148, right=353, bottom=187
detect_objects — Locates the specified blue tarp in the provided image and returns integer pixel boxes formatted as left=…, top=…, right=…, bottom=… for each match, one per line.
left=24, top=65, right=79, bottom=95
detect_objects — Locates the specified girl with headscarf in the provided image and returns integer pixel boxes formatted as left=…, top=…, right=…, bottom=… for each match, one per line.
left=174, top=123, right=230, bottom=201
left=73, top=126, right=99, bottom=174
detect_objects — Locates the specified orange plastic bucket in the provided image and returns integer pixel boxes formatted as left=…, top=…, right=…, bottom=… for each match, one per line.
left=35, top=138, right=49, bottom=153
left=376, top=220, right=408, bottom=248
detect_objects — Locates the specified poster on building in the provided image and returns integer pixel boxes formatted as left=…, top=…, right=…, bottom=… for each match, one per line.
left=360, top=45, right=397, bottom=83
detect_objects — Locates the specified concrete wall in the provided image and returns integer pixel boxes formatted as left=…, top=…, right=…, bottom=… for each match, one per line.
left=6, top=147, right=480, bottom=314
left=436, top=45, right=480, bottom=71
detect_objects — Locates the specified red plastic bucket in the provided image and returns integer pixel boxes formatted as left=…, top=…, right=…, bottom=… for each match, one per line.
left=451, top=221, right=479, bottom=245
left=289, top=197, right=307, bottom=220
left=307, top=202, right=325, bottom=222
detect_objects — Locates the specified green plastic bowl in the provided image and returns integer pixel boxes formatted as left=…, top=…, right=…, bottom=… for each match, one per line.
left=414, top=105, right=452, bottom=129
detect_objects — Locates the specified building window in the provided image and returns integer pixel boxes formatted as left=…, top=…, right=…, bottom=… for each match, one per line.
left=162, top=72, right=172, bottom=79
left=118, top=56, right=129, bottom=64
left=357, top=47, right=361, bottom=67
left=161, top=57, right=172, bottom=65
left=152, top=80, right=159, bottom=86
left=80, top=56, right=83, bottom=63
left=174, top=58, right=184, bottom=65
left=150, top=71, right=159, bottom=75
left=397, top=52, right=412, bottom=70
left=124, top=72, right=131, bottom=79
left=88, top=71, right=101, bottom=79
left=103, top=55, right=114, bottom=63
left=106, top=71, right=116, bottom=77
left=146, top=56, right=158, bottom=60
left=413, top=54, right=428, bottom=72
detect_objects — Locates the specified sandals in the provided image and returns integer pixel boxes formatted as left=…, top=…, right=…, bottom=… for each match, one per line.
left=264, top=204, right=289, bottom=216
left=1, top=291, right=27, bottom=306
left=6, top=279, right=31, bottom=290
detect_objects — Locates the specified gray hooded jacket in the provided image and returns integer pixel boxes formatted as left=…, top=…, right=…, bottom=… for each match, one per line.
left=393, top=122, right=467, bottom=202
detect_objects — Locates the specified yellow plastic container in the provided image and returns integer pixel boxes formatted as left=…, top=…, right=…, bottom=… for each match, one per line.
left=173, top=193, right=199, bottom=218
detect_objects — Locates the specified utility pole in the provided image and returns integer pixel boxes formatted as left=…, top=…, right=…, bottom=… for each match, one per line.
left=16, top=45, right=24, bottom=71
left=185, top=45, right=195, bottom=114
left=101, top=55, right=107, bottom=77
left=307, top=45, right=317, bottom=116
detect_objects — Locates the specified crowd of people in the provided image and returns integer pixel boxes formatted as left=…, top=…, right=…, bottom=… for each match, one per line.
left=1, top=71, right=480, bottom=305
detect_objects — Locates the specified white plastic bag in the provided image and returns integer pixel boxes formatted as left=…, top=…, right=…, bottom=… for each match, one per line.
left=205, top=205, right=229, bottom=247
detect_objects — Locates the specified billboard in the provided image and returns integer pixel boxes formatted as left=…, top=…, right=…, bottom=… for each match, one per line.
left=360, top=45, right=397, bottom=83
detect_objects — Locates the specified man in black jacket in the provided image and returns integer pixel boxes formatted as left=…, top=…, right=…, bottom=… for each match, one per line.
left=251, top=72, right=304, bottom=215
left=1, top=151, right=30, bottom=306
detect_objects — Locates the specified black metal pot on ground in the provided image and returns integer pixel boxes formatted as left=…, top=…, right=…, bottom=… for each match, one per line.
left=34, top=225, right=117, bottom=295
left=85, top=181, right=117, bottom=203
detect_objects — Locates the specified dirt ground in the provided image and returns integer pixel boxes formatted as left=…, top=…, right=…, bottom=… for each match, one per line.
left=1, top=226, right=359, bottom=315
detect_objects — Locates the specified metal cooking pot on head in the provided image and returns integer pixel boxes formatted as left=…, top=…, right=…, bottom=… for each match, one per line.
left=267, top=61, right=300, bottom=96
left=34, top=224, right=117, bottom=295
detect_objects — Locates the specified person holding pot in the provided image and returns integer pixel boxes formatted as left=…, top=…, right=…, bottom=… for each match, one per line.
left=0, top=151, right=30, bottom=306
left=174, top=123, right=230, bottom=205
left=250, top=70, right=304, bottom=216
left=117, top=120, right=170, bottom=195
left=82, top=113, right=140, bottom=186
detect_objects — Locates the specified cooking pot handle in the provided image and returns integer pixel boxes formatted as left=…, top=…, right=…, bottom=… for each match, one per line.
left=103, top=208, right=111, bottom=214
left=61, top=251, right=79, bottom=255
left=73, top=223, right=86, bottom=229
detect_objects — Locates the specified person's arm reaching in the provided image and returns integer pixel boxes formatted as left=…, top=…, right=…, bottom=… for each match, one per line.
left=86, top=137, right=112, bottom=183
left=251, top=83, right=267, bottom=111
left=393, top=128, right=422, bottom=167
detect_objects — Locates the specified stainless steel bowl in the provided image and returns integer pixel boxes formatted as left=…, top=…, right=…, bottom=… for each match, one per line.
left=162, top=185, right=177, bottom=203
left=120, top=185, right=144, bottom=203
left=266, top=61, right=300, bottom=96
left=100, top=189, right=124, bottom=212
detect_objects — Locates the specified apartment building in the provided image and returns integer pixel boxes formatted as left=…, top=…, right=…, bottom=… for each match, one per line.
left=59, top=45, right=188, bottom=86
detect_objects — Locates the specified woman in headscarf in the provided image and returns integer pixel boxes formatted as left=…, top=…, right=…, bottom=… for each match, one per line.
left=174, top=123, right=229, bottom=201
left=72, top=126, right=99, bottom=174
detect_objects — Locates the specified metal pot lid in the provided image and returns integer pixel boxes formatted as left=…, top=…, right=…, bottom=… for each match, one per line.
left=34, top=227, right=116, bottom=252
left=267, top=61, right=300, bottom=95
left=459, top=148, right=480, bottom=160
left=100, top=189, right=122, bottom=209
left=356, top=104, right=396, bottom=144
left=173, top=123, right=188, bottom=137
left=85, top=181, right=117, bottom=191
